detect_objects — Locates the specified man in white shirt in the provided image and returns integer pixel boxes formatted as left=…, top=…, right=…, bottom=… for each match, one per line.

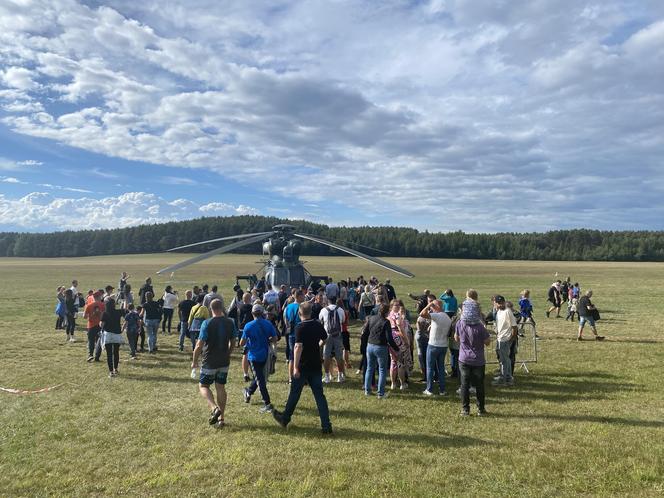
left=493, top=295, right=517, bottom=386
left=263, top=284, right=279, bottom=308
left=420, top=299, right=452, bottom=395
left=203, top=285, right=224, bottom=311
left=319, top=297, right=346, bottom=383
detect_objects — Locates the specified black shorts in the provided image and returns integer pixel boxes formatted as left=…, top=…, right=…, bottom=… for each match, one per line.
left=342, top=331, right=350, bottom=352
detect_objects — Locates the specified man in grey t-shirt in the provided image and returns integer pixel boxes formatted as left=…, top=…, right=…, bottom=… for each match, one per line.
left=192, top=299, right=235, bottom=428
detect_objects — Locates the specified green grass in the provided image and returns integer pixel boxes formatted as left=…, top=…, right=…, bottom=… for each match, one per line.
left=1, top=254, right=663, bottom=497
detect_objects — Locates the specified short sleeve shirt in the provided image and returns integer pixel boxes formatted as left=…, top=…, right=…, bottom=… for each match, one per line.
left=84, top=301, right=104, bottom=328
left=428, top=312, right=452, bottom=347
left=294, top=319, right=327, bottom=372
left=284, top=302, right=301, bottom=332
left=241, top=318, right=277, bottom=362
left=199, top=316, right=235, bottom=369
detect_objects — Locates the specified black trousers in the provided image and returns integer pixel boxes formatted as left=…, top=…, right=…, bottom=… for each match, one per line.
left=105, top=343, right=120, bottom=372
left=460, top=362, right=486, bottom=412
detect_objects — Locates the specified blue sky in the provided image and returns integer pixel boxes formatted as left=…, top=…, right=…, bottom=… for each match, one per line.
left=1, top=0, right=663, bottom=233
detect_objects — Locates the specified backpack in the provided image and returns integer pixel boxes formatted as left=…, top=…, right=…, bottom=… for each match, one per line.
left=327, top=306, right=341, bottom=337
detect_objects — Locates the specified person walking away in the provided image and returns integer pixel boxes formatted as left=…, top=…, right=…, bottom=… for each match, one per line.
left=123, top=304, right=141, bottom=359
left=191, top=299, right=235, bottom=428
left=361, top=304, right=399, bottom=398
left=320, top=297, right=346, bottom=383
left=492, top=295, right=517, bottom=387
left=161, top=286, right=178, bottom=334
left=83, top=290, right=105, bottom=362
left=339, top=300, right=352, bottom=370
left=577, top=290, right=605, bottom=341
left=272, top=301, right=332, bottom=434
left=203, top=285, right=224, bottom=311
left=188, top=294, right=209, bottom=349
left=241, top=305, right=278, bottom=413
left=100, top=298, right=126, bottom=378
left=420, top=299, right=452, bottom=395
left=178, top=290, right=195, bottom=352
left=455, top=307, right=491, bottom=416
left=283, top=290, right=305, bottom=383
left=64, top=289, right=77, bottom=343
left=141, top=292, right=162, bottom=353
left=238, top=292, right=254, bottom=382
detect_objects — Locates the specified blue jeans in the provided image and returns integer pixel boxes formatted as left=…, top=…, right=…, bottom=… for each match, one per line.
left=365, top=344, right=389, bottom=396
left=426, top=345, right=447, bottom=393
left=416, top=333, right=428, bottom=373
left=497, top=340, right=513, bottom=382
left=287, top=333, right=296, bottom=361
left=248, top=360, right=271, bottom=405
left=178, top=321, right=188, bottom=349
left=283, top=369, right=331, bottom=430
left=450, top=348, right=460, bottom=377
left=145, top=319, right=160, bottom=352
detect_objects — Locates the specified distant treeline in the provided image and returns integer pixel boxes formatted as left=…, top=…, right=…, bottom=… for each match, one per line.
left=1, top=216, right=663, bottom=261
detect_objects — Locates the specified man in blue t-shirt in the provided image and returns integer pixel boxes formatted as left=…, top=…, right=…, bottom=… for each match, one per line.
left=240, top=304, right=278, bottom=413
left=283, top=289, right=304, bottom=382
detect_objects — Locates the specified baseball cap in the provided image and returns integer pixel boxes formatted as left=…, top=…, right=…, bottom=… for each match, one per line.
left=494, top=295, right=506, bottom=304
left=252, top=304, right=264, bottom=314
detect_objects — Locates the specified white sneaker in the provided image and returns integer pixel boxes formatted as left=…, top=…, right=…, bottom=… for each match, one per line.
left=400, top=383, right=408, bottom=390
left=377, top=392, right=390, bottom=400
left=323, top=374, right=331, bottom=384
left=422, top=389, right=433, bottom=396
left=337, top=373, right=345, bottom=383
left=69, top=337, right=76, bottom=343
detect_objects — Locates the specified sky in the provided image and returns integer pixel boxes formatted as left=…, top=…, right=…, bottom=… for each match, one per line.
left=0, top=0, right=663, bottom=233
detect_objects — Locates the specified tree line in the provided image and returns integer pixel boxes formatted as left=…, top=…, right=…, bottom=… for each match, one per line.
left=1, top=215, right=663, bottom=261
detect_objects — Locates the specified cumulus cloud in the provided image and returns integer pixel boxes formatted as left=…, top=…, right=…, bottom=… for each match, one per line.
left=0, top=0, right=663, bottom=231
left=0, top=191, right=260, bottom=231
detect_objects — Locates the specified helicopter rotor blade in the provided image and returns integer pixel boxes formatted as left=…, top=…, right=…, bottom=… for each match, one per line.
left=293, top=233, right=415, bottom=278
left=298, top=233, right=391, bottom=255
left=166, top=232, right=274, bottom=252
left=157, top=232, right=273, bottom=275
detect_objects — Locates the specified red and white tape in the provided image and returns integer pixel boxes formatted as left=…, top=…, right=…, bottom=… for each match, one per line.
left=0, top=384, right=62, bottom=395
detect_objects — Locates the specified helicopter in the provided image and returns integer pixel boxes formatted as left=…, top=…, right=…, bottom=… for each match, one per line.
left=156, top=224, right=414, bottom=289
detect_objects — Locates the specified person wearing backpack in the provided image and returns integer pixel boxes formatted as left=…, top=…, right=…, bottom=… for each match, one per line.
left=319, top=296, right=346, bottom=383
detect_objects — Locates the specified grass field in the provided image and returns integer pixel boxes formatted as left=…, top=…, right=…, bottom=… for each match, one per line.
left=1, top=254, right=663, bottom=497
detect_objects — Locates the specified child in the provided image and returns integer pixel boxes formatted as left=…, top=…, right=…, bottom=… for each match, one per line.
left=460, top=289, right=482, bottom=324
left=55, top=286, right=66, bottom=330
left=123, top=304, right=141, bottom=359
left=517, top=289, right=535, bottom=325
left=566, top=297, right=578, bottom=322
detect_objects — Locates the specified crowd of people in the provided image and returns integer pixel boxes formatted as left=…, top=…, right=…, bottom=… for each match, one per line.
left=53, top=271, right=606, bottom=431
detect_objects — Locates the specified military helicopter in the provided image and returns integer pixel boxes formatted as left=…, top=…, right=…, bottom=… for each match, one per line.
left=156, top=224, right=414, bottom=289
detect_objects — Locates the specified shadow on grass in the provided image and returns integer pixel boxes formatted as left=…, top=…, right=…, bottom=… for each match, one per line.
left=234, top=423, right=491, bottom=448
left=121, top=373, right=193, bottom=384
left=492, top=412, right=664, bottom=429
left=489, top=372, right=642, bottom=403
